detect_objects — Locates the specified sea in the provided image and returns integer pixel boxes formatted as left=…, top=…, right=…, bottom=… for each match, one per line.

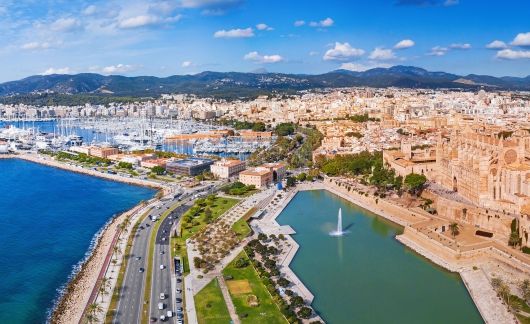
left=0, top=158, right=155, bottom=323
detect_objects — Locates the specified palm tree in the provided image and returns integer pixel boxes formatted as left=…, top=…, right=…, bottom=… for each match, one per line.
left=84, top=313, right=98, bottom=324
left=86, top=302, right=102, bottom=323
left=449, top=222, right=460, bottom=238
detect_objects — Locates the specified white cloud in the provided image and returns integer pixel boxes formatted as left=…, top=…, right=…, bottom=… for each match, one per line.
left=50, top=18, right=81, bottom=32
left=340, top=62, right=391, bottom=72
left=21, top=42, right=52, bottom=50
left=244, top=51, right=283, bottom=63
left=323, top=42, right=365, bottom=61
left=214, top=27, right=254, bottom=38
left=512, top=32, right=530, bottom=47
left=41, top=67, right=73, bottom=75
left=394, top=39, right=415, bottom=49
left=486, top=40, right=508, bottom=49
left=309, top=51, right=319, bottom=56
left=256, top=23, right=273, bottom=31
left=294, top=20, right=305, bottom=27
left=428, top=46, right=448, bottom=56
left=179, top=0, right=243, bottom=8
left=118, top=14, right=182, bottom=29
left=83, top=5, right=97, bottom=16
left=369, top=47, right=396, bottom=60
left=309, top=17, right=334, bottom=28
left=181, top=61, right=193, bottom=67
left=450, top=43, right=471, bottom=49
left=496, top=49, right=530, bottom=60
left=97, top=64, right=137, bottom=74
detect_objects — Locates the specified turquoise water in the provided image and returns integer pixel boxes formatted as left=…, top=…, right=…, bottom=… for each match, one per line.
left=276, top=190, right=483, bottom=324
left=0, top=159, right=155, bottom=323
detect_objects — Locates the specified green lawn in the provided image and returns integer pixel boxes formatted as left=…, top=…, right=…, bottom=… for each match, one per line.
left=222, top=252, right=287, bottom=324
left=194, top=278, right=231, bottom=324
left=231, top=207, right=255, bottom=240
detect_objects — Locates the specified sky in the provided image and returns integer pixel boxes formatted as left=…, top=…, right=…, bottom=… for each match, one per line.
left=0, top=0, right=529, bottom=82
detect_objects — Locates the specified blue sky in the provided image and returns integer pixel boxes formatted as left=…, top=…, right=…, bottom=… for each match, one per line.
left=0, top=0, right=529, bottom=82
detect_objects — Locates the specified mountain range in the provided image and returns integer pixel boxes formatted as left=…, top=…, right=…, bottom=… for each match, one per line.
left=1, top=66, right=529, bottom=99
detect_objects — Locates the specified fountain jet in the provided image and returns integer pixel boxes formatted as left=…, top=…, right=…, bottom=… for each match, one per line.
left=330, top=208, right=347, bottom=236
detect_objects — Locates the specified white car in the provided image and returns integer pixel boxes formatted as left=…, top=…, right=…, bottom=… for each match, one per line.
left=166, top=310, right=173, bottom=318
left=160, top=265, right=165, bottom=270
left=158, top=302, right=164, bottom=310
left=160, top=293, right=166, bottom=300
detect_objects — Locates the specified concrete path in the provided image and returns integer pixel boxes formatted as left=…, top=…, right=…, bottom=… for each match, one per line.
left=184, top=275, right=198, bottom=324
left=217, top=275, right=241, bottom=324
left=461, top=269, right=515, bottom=324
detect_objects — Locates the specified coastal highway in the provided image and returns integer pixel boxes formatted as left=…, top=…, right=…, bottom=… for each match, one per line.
left=149, top=202, right=193, bottom=322
left=113, top=198, right=181, bottom=324
left=114, top=182, right=223, bottom=324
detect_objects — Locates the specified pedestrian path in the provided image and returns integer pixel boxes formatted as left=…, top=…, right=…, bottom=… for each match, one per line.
left=217, top=275, right=241, bottom=324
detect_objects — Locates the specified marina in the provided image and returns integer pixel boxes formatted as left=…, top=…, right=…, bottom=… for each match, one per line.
left=0, top=118, right=274, bottom=160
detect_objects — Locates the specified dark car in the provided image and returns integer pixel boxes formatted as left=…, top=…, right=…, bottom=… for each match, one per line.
left=139, top=268, right=145, bottom=273
left=150, top=317, right=157, bottom=322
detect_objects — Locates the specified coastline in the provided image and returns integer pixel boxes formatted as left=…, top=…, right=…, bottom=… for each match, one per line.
left=259, top=180, right=520, bottom=324
left=1, top=153, right=165, bottom=324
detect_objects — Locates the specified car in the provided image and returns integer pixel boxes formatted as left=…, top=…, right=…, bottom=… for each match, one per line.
left=160, top=251, right=165, bottom=255
left=162, top=237, right=166, bottom=241
left=177, top=320, right=183, bottom=324
left=169, top=221, right=173, bottom=225
left=166, top=310, right=173, bottom=318
left=176, top=278, right=182, bottom=283
left=160, top=315, right=166, bottom=322
left=176, top=289, right=182, bottom=294
left=176, top=298, right=182, bottom=303
left=139, top=268, right=144, bottom=273
left=176, top=312, right=184, bottom=319
left=150, top=317, right=157, bottom=323
left=160, top=265, right=165, bottom=270
left=176, top=307, right=183, bottom=312
left=145, top=223, right=150, bottom=227
left=158, top=302, right=165, bottom=310
left=160, top=293, right=166, bottom=300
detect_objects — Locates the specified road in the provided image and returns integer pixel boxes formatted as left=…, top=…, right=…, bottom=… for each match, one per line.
left=149, top=202, right=193, bottom=322
left=113, top=198, right=181, bottom=324
left=113, top=181, right=224, bottom=324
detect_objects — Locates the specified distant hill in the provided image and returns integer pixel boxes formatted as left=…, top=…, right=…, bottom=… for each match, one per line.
left=1, top=66, right=529, bottom=101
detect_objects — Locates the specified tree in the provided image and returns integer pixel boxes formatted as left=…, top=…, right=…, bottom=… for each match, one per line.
left=286, top=176, right=296, bottom=187
left=404, top=173, right=427, bottom=195
left=277, top=277, right=290, bottom=287
left=291, top=295, right=304, bottom=307
left=297, top=306, right=313, bottom=319
left=151, top=166, right=165, bottom=175
left=252, top=122, right=267, bottom=132
left=449, top=222, right=460, bottom=238
left=235, top=257, right=249, bottom=268
left=296, top=173, right=307, bottom=182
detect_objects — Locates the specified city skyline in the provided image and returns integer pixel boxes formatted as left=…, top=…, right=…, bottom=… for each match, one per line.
left=0, top=0, right=529, bottom=82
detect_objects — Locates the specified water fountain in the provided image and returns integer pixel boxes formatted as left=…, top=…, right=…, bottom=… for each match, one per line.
left=330, top=208, right=347, bottom=236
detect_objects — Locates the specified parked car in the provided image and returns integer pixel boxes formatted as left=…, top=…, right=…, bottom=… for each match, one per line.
left=158, top=302, right=165, bottom=310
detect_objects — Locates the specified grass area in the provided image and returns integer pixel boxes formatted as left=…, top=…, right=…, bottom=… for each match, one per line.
left=222, top=252, right=287, bottom=324
left=104, top=208, right=151, bottom=324
left=171, top=196, right=238, bottom=274
left=231, top=207, right=256, bottom=240
left=194, top=278, right=232, bottom=324
left=140, top=201, right=183, bottom=324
